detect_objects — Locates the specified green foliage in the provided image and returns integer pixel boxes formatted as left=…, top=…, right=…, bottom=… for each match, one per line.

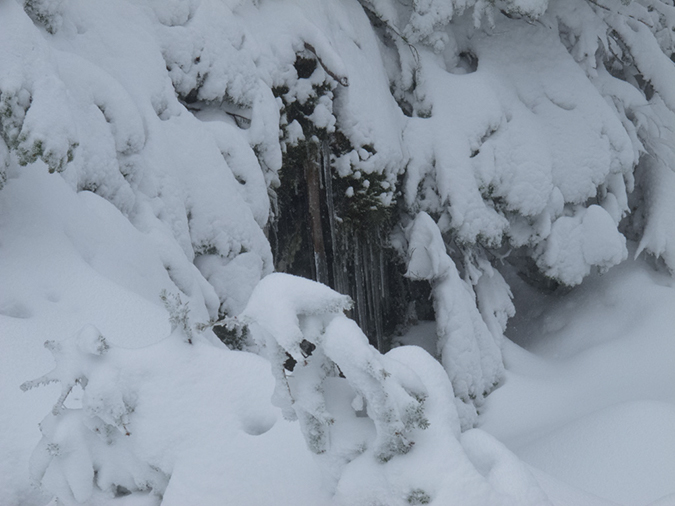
left=212, top=323, right=250, bottom=351
left=23, top=0, right=63, bottom=34
left=0, top=89, right=77, bottom=173
left=0, top=142, right=7, bottom=191
left=275, top=50, right=396, bottom=236
left=160, top=290, right=194, bottom=344
left=0, top=90, right=28, bottom=150
left=375, top=393, right=429, bottom=463
left=15, top=135, right=77, bottom=173
left=407, top=489, right=431, bottom=505
left=405, top=393, right=430, bottom=431
left=332, top=166, right=394, bottom=229
left=302, top=412, right=334, bottom=455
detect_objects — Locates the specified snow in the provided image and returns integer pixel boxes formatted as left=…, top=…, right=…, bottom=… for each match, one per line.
left=479, top=250, right=675, bottom=505
left=2, top=0, right=675, bottom=505
left=0, top=169, right=328, bottom=504
left=391, top=248, right=675, bottom=506
left=2, top=227, right=550, bottom=506
left=240, top=272, right=353, bottom=359
left=517, top=400, right=675, bottom=505
left=329, top=342, right=551, bottom=506
left=537, top=204, right=628, bottom=286
left=405, top=212, right=505, bottom=428
left=635, top=96, right=675, bottom=271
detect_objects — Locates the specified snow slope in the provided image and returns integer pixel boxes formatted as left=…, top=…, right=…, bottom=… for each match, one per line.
left=1, top=165, right=551, bottom=506
left=2, top=164, right=673, bottom=506
left=0, top=165, right=329, bottom=506
left=481, top=251, right=675, bottom=506
left=2, top=0, right=675, bottom=504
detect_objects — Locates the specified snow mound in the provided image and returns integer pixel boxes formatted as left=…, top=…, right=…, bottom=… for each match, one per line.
left=481, top=253, right=675, bottom=505
left=518, top=401, right=675, bottom=506
left=239, top=273, right=551, bottom=506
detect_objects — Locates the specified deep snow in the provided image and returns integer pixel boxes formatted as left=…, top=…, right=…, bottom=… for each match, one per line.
left=1, top=0, right=674, bottom=504
left=481, top=251, right=675, bottom=506
left=2, top=165, right=674, bottom=505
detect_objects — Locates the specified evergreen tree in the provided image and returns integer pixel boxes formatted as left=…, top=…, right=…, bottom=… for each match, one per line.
left=3, top=0, right=674, bottom=449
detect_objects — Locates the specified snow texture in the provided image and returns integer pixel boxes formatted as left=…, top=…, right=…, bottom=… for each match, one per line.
left=405, top=212, right=505, bottom=428
left=2, top=0, right=675, bottom=504
left=238, top=273, right=551, bottom=505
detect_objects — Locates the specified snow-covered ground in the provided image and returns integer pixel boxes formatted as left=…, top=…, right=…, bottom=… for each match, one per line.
left=392, top=248, right=675, bottom=505
left=2, top=0, right=674, bottom=504
left=480, top=252, right=675, bottom=506
left=2, top=167, right=674, bottom=506
left=0, top=165, right=329, bottom=506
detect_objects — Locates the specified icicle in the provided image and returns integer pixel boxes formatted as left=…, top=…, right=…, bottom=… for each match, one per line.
left=379, top=234, right=386, bottom=300
left=365, top=238, right=375, bottom=343
left=322, top=140, right=346, bottom=295
left=371, top=237, right=384, bottom=350
left=354, top=234, right=370, bottom=342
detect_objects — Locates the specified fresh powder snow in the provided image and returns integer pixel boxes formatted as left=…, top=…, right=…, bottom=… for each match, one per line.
left=2, top=0, right=675, bottom=505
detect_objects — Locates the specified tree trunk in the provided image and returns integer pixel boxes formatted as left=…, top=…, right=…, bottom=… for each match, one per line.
left=304, top=144, right=328, bottom=284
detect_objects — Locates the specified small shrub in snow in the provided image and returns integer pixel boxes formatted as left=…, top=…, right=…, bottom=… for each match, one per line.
left=160, top=289, right=194, bottom=344
left=21, top=325, right=168, bottom=505
left=407, top=488, right=431, bottom=505
left=211, top=320, right=251, bottom=351
left=20, top=278, right=552, bottom=506
left=22, top=0, right=64, bottom=34
left=238, top=273, right=429, bottom=466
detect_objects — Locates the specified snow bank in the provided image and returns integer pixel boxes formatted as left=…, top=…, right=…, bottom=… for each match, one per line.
left=238, top=273, right=551, bottom=506
left=481, top=252, right=675, bottom=504
left=0, top=166, right=321, bottom=506
left=2, top=0, right=675, bottom=504
left=518, top=401, right=675, bottom=506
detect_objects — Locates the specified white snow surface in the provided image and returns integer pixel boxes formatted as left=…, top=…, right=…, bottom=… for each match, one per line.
left=2, top=0, right=675, bottom=505
left=4, top=165, right=673, bottom=505
left=479, top=251, right=675, bottom=506
left=238, top=272, right=550, bottom=505
left=0, top=167, right=551, bottom=506
left=0, top=166, right=328, bottom=506
left=395, top=250, right=675, bottom=506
